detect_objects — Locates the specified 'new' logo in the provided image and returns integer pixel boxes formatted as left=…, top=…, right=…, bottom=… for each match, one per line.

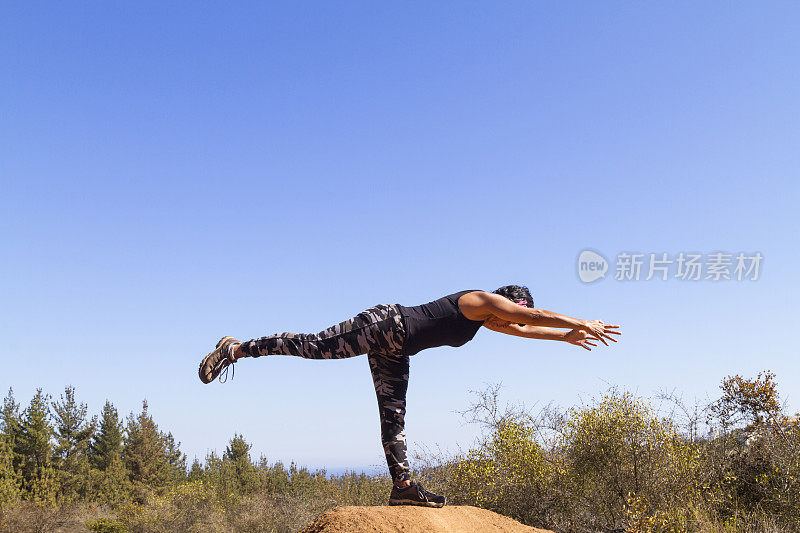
left=578, top=250, right=608, bottom=283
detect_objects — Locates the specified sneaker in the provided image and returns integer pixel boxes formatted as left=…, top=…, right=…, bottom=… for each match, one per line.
left=199, top=336, right=241, bottom=384
left=389, top=482, right=446, bottom=508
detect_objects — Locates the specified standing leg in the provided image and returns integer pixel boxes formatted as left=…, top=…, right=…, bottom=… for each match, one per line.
left=368, top=351, right=411, bottom=484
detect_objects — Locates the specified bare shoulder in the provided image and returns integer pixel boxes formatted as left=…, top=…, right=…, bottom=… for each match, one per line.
left=458, top=290, right=498, bottom=321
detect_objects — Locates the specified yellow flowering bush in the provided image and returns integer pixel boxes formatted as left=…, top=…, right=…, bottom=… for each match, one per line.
left=561, top=391, right=700, bottom=531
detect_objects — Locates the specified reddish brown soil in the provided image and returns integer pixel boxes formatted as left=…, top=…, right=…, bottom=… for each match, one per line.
left=299, top=505, right=554, bottom=533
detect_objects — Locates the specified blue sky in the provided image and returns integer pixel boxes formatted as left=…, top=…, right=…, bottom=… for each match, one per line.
left=2, top=2, right=799, bottom=475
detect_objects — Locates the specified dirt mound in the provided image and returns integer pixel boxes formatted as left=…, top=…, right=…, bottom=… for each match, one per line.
left=299, top=505, right=553, bottom=533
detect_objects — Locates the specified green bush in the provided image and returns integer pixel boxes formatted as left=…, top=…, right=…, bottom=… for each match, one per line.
left=117, top=480, right=225, bottom=533
left=561, top=390, right=699, bottom=531
left=86, top=516, right=128, bottom=533
left=419, top=379, right=800, bottom=532
left=438, top=420, right=555, bottom=523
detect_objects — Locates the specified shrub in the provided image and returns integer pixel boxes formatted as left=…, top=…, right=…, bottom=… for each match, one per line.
left=0, top=501, right=82, bottom=533
left=86, top=516, right=128, bottom=533
left=117, top=480, right=225, bottom=533
left=561, top=390, right=699, bottom=531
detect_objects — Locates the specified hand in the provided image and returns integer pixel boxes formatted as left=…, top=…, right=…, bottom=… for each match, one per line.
left=581, top=320, right=622, bottom=346
left=564, top=329, right=600, bottom=351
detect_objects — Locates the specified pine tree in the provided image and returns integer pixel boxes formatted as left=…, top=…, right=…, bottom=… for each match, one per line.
left=205, top=450, right=221, bottom=474
left=51, top=385, right=96, bottom=500
left=0, top=429, right=20, bottom=504
left=1, top=388, right=20, bottom=439
left=84, top=399, right=131, bottom=503
left=122, top=400, right=185, bottom=500
left=92, top=450, right=132, bottom=504
left=187, top=457, right=205, bottom=482
left=0, top=388, right=22, bottom=504
left=204, top=449, right=224, bottom=497
left=15, top=389, right=57, bottom=501
left=164, top=431, right=187, bottom=483
left=223, top=433, right=258, bottom=495
left=224, top=433, right=251, bottom=463
left=90, top=400, right=124, bottom=471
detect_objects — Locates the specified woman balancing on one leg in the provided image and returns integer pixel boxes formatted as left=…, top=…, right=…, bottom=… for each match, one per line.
left=198, top=285, right=621, bottom=507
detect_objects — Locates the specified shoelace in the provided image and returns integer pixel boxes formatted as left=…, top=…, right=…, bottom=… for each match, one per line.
left=414, top=483, right=433, bottom=501
left=217, top=361, right=234, bottom=383
left=213, top=349, right=236, bottom=383
left=394, top=482, right=439, bottom=503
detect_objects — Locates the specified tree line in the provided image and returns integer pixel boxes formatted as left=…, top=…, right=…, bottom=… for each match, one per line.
left=0, top=386, right=188, bottom=505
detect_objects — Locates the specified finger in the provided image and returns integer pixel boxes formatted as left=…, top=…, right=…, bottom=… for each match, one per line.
left=603, top=333, right=618, bottom=342
left=585, top=341, right=597, bottom=346
left=604, top=324, right=620, bottom=329
left=597, top=335, right=609, bottom=346
left=580, top=343, right=591, bottom=351
left=605, top=330, right=622, bottom=336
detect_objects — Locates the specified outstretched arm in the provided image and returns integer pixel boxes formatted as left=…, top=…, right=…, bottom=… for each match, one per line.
left=484, top=322, right=570, bottom=340
left=467, top=292, right=621, bottom=345
left=483, top=321, right=600, bottom=350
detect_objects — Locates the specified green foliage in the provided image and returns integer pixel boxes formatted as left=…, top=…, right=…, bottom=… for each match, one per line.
left=187, top=457, right=205, bottom=483
left=161, top=431, right=187, bottom=484
left=562, top=390, right=697, bottom=530
left=14, top=389, right=58, bottom=502
left=117, top=480, right=225, bottom=533
left=0, top=433, right=21, bottom=504
left=92, top=451, right=133, bottom=505
left=86, top=516, right=129, bottom=533
left=0, top=388, right=23, bottom=504
left=709, top=371, right=781, bottom=430
left=122, top=400, right=186, bottom=502
left=1, top=375, right=798, bottom=532
left=222, top=433, right=259, bottom=495
left=421, top=375, right=800, bottom=533
left=51, top=385, right=96, bottom=500
left=261, top=459, right=291, bottom=494
left=444, top=419, right=554, bottom=525
left=698, top=372, right=800, bottom=527
left=88, top=400, right=132, bottom=504
left=91, top=401, right=124, bottom=471
left=1, top=388, right=21, bottom=440
left=0, top=500, right=83, bottom=532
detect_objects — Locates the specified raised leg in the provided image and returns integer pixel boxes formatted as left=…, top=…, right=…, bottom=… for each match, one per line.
left=238, top=305, right=394, bottom=360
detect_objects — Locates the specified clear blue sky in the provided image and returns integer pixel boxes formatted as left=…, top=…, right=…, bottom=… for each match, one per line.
left=2, top=2, right=799, bottom=475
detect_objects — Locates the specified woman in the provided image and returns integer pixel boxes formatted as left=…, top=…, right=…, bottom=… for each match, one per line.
left=198, top=285, right=621, bottom=507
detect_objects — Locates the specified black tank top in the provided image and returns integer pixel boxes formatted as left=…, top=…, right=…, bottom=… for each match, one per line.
left=395, top=290, right=485, bottom=356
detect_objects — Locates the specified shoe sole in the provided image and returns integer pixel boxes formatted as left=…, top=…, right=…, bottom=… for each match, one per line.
left=199, top=336, right=238, bottom=384
left=389, top=498, right=445, bottom=508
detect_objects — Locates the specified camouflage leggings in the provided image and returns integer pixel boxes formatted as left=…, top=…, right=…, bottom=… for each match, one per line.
left=238, top=304, right=412, bottom=483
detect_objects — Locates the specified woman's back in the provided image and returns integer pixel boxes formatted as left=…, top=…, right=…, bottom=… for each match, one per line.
left=396, top=289, right=485, bottom=356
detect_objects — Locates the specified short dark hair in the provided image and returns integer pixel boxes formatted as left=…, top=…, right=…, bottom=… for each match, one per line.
left=493, top=285, right=534, bottom=308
